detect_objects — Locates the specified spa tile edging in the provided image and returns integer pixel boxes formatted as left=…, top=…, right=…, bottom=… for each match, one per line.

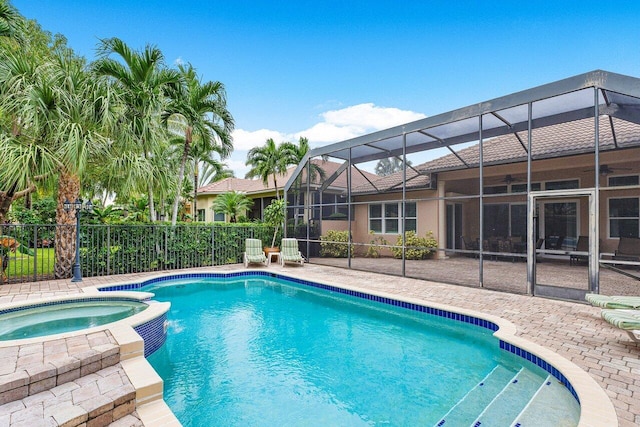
left=98, top=270, right=577, bottom=402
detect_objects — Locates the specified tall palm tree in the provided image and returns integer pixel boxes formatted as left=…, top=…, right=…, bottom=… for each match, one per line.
left=0, top=0, right=22, bottom=40
left=163, top=63, right=234, bottom=226
left=93, top=37, right=180, bottom=222
left=212, top=190, right=253, bottom=223
left=0, top=51, right=118, bottom=278
left=245, top=138, right=290, bottom=199
left=375, top=157, right=411, bottom=176
left=282, top=136, right=326, bottom=183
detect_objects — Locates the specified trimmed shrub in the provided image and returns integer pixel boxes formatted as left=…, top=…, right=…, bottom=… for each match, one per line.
left=320, top=230, right=353, bottom=258
left=391, top=231, right=438, bottom=260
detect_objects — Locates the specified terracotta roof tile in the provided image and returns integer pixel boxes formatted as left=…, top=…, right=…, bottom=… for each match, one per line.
left=353, top=117, right=640, bottom=193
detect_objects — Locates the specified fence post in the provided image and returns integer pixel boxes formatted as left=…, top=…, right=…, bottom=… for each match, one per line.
left=32, top=225, right=38, bottom=282
left=211, top=224, right=215, bottom=266
left=106, top=225, right=111, bottom=275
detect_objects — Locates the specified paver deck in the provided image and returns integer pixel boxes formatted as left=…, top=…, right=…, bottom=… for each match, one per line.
left=0, top=262, right=638, bottom=426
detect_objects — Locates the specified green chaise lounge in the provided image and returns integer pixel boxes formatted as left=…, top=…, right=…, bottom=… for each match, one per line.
left=244, top=238, right=268, bottom=267
left=600, top=309, right=640, bottom=342
left=280, top=238, right=304, bottom=266
left=585, top=293, right=640, bottom=309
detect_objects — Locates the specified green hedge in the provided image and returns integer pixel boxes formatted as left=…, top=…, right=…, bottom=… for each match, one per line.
left=391, top=231, right=438, bottom=260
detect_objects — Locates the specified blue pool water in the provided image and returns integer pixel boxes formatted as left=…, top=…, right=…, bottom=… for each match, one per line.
left=145, top=276, right=579, bottom=426
left=0, top=300, right=148, bottom=340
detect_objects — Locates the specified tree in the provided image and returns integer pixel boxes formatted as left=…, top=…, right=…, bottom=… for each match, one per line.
left=282, top=136, right=326, bottom=183
left=93, top=37, right=180, bottom=222
left=0, top=50, right=119, bottom=278
left=263, top=198, right=286, bottom=248
left=374, top=157, right=411, bottom=176
left=245, top=138, right=290, bottom=199
left=0, top=0, right=22, bottom=40
left=163, top=63, right=234, bottom=226
left=212, top=191, right=253, bottom=223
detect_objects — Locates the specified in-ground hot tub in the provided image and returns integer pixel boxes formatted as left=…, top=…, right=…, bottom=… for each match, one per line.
left=0, top=298, right=149, bottom=341
left=0, top=291, right=169, bottom=356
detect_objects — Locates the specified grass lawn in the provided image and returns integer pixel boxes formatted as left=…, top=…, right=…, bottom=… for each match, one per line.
left=3, top=248, right=55, bottom=280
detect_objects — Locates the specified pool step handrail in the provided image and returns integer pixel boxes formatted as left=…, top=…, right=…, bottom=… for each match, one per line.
left=512, top=374, right=580, bottom=426
left=472, top=367, right=543, bottom=426
left=433, top=365, right=514, bottom=427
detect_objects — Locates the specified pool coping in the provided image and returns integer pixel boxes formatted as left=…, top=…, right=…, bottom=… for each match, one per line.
left=95, top=268, right=618, bottom=427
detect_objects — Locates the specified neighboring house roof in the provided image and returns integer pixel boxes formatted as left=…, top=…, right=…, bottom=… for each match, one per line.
left=351, top=116, right=640, bottom=194
left=197, top=160, right=378, bottom=196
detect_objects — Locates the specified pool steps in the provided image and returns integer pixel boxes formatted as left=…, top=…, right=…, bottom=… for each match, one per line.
left=434, top=367, right=578, bottom=427
left=0, top=331, right=141, bottom=426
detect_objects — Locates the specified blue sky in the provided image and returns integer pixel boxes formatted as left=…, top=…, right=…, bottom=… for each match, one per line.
left=13, top=1, right=640, bottom=176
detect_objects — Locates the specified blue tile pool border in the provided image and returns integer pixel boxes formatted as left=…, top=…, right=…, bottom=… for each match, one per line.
left=98, top=271, right=579, bottom=403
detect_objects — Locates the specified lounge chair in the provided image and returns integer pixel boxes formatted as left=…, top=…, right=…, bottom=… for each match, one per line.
left=243, top=238, right=268, bottom=267
left=280, top=238, right=304, bottom=266
left=585, top=293, right=640, bottom=309
left=570, top=235, right=589, bottom=266
left=613, top=236, right=640, bottom=263
left=600, top=309, right=640, bottom=342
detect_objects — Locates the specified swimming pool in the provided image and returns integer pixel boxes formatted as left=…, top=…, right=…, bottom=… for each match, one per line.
left=140, top=274, right=580, bottom=426
left=0, top=298, right=149, bottom=341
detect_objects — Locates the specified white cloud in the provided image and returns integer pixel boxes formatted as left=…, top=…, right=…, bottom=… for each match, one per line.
left=174, top=56, right=184, bottom=66
left=231, top=128, right=293, bottom=151
left=228, top=103, right=426, bottom=177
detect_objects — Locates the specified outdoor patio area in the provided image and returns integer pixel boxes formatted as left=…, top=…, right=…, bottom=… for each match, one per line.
left=0, top=263, right=638, bottom=426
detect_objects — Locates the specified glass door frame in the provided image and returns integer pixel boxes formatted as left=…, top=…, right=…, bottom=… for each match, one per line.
left=527, top=188, right=598, bottom=298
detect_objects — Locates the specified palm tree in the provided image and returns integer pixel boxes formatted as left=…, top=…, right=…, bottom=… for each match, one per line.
left=0, top=51, right=118, bottom=278
left=375, top=157, right=411, bottom=176
left=0, top=0, right=22, bottom=40
left=282, top=136, right=326, bottom=183
left=163, top=63, right=234, bottom=226
left=93, top=37, right=180, bottom=222
left=212, top=191, right=253, bottom=223
left=245, top=138, right=290, bottom=199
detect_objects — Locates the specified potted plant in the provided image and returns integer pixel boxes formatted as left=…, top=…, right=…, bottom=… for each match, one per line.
left=263, top=198, right=286, bottom=256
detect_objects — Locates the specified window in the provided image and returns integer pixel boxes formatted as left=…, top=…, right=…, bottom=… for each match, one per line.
left=213, top=211, right=225, bottom=222
left=609, top=175, right=639, bottom=187
left=318, top=192, right=352, bottom=219
left=484, top=185, right=507, bottom=195
left=369, top=202, right=417, bottom=233
left=609, top=197, right=639, bottom=238
left=545, top=179, right=579, bottom=190
left=197, top=209, right=205, bottom=222
left=483, top=203, right=526, bottom=238
left=511, top=182, right=541, bottom=193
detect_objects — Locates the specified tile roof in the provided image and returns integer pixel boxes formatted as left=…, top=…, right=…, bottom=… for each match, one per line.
left=352, top=117, right=640, bottom=194
left=197, top=160, right=378, bottom=195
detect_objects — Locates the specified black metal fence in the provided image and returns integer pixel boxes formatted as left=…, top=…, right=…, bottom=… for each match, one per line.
left=0, top=223, right=276, bottom=284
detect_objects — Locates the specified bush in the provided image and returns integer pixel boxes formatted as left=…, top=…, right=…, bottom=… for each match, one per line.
left=365, top=231, right=387, bottom=258
left=320, top=230, right=353, bottom=257
left=390, top=231, right=438, bottom=260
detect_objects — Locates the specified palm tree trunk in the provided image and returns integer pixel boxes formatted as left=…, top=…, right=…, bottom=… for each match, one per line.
left=171, top=127, right=192, bottom=226
left=193, top=161, right=198, bottom=221
left=54, top=171, right=80, bottom=279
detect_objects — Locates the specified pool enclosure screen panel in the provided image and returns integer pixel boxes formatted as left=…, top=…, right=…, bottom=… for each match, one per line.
left=283, top=71, right=640, bottom=296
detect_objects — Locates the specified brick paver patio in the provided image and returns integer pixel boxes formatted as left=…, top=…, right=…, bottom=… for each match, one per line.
left=0, top=262, right=638, bottom=426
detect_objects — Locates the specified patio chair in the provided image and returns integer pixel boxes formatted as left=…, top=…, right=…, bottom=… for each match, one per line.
left=243, top=238, right=268, bottom=268
left=570, top=236, right=589, bottom=266
left=613, top=236, right=640, bottom=263
left=600, top=309, right=640, bottom=342
left=280, top=238, right=304, bottom=266
left=461, top=236, right=479, bottom=257
left=585, top=293, right=640, bottom=309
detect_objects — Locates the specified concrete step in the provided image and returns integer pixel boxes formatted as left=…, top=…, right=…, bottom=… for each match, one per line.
left=0, top=364, right=136, bottom=427
left=0, top=331, right=120, bottom=406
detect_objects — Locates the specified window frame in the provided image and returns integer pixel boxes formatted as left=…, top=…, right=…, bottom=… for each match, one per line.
left=368, top=201, right=417, bottom=234
left=608, top=196, right=640, bottom=238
